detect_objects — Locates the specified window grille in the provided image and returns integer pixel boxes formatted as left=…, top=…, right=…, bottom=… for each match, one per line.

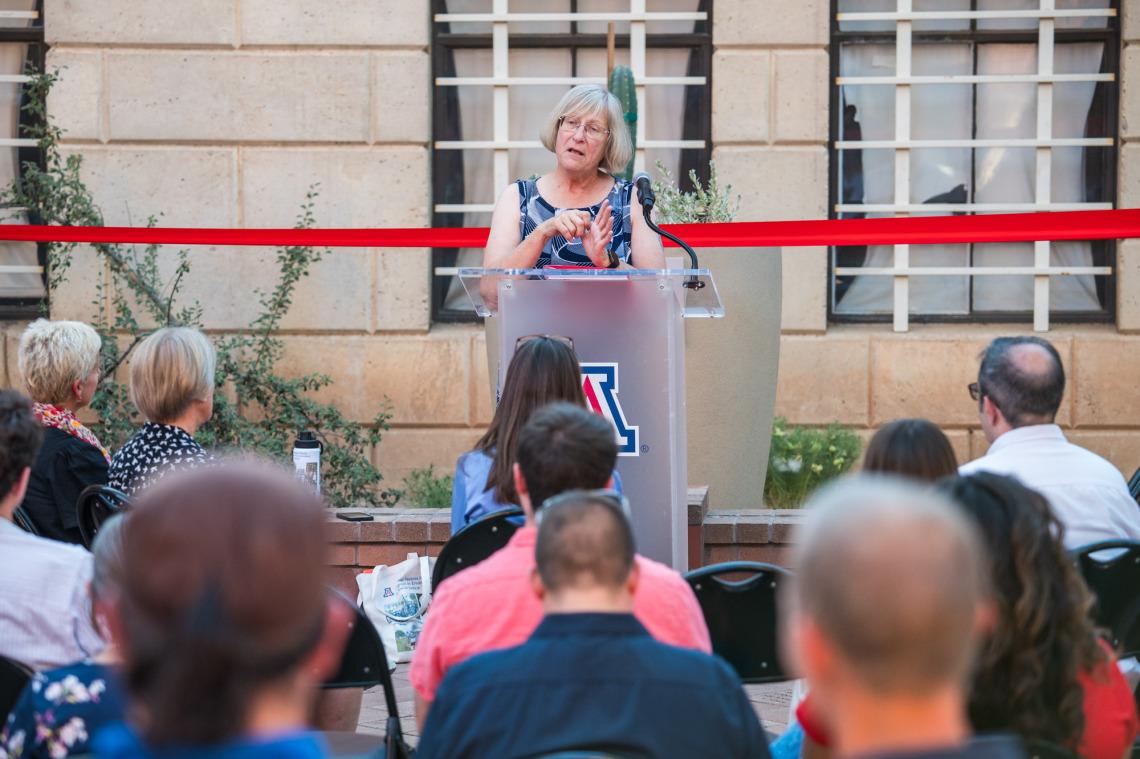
left=830, top=0, right=1118, bottom=331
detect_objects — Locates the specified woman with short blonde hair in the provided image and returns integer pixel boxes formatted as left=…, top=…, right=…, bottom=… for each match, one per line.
left=108, top=327, right=216, bottom=496
left=482, top=84, right=663, bottom=280
left=17, top=319, right=110, bottom=543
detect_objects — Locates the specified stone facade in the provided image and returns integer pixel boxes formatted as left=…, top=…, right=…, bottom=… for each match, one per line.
left=4, top=1, right=1139, bottom=509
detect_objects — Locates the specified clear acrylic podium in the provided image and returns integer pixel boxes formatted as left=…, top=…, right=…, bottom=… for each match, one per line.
left=460, top=268, right=724, bottom=571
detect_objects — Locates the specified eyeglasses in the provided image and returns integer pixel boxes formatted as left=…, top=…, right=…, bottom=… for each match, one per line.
left=538, top=488, right=631, bottom=522
left=558, top=116, right=610, bottom=141
left=515, top=334, right=574, bottom=353
left=968, top=382, right=981, bottom=402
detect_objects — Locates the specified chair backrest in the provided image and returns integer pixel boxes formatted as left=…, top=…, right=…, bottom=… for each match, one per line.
left=323, top=587, right=412, bottom=759
left=11, top=506, right=39, bottom=536
left=431, top=506, right=524, bottom=590
left=683, top=561, right=793, bottom=684
left=1129, top=465, right=1140, bottom=505
left=1074, top=540, right=1140, bottom=658
left=0, top=655, right=34, bottom=724
left=76, top=484, right=134, bottom=549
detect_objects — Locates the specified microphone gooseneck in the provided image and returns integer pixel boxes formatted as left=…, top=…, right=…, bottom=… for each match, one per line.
left=632, top=172, right=704, bottom=290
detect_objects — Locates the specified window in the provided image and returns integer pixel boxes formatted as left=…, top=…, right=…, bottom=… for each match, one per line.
left=430, top=0, right=712, bottom=322
left=829, top=0, right=1118, bottom=329
left=0, top=0, right=43, bottom=319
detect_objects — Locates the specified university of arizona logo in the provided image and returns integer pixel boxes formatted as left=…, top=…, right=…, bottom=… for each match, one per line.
left=383, top=587, right=394, bottom=598
left=580, top=363, right=639, bottom=457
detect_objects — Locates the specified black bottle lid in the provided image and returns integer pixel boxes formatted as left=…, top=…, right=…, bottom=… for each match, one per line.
left=294, top=430, right=321, bottom=449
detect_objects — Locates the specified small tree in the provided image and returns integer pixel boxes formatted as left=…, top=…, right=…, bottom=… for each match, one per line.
left=6, top=68, right=400, bottom=508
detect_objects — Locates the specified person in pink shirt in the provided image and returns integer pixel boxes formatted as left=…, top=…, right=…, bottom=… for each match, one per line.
left=411, top=402, right=711, bottom=728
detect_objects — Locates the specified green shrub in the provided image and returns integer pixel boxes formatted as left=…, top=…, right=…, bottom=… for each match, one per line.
left=763, top=417, right=863, bottom=509
left=652, top=160, right=741, bottom=224
left=402, top=464, right=454, bottom=510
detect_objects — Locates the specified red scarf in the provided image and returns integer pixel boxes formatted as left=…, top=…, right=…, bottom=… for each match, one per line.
left=31, top=402, right=112, bottom=463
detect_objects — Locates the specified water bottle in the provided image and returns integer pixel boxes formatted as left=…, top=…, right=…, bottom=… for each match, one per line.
left=292, top=430, right=322, bottom=495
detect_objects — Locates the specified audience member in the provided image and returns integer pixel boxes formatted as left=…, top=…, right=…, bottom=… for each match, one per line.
left=786, top=478, right=1020, bottom=759
left=18, top=318, right=110, bottom=543
left=416, top=490, right=770, bottom=759
left=413, top=402, right=709, bottom=728
left=451, top=334, right=620, bottom=534
left=793, top=474, right=1137, bottom=758
left=92, top=464, right=351, bottom=758
left=0, top=389, right=105, bottom=669
left=2, top=514, right=129, bottom=759
left=107, top=327, right=216, bottom=497
left=939, top=473, right=1137, bottom=756
left=862, top=418, right=957, bottom=483
left=960, top=336, right=1140, bottom=548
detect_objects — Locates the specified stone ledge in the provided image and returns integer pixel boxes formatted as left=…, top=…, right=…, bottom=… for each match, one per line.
left=323, top=498, right=806, bottom=576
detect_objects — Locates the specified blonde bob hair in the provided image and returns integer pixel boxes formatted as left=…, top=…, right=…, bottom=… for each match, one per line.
left=539, top=85, right=633, bottom=174
left=130, top=327, right=216, bottom=424
left=18, top=319, right=102, bottom=405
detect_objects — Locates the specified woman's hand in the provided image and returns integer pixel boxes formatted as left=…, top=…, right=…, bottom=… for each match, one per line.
left=580, top=199, right=615, bottom=268
left=540, top=210, right=592, bottom=245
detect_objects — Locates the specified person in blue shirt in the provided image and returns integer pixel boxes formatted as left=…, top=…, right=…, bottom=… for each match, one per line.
left=418, top=490, right=769, bottom=759
left=451, top=334, right=621, bottom=534
left=91, top=464, right=354, bottom=759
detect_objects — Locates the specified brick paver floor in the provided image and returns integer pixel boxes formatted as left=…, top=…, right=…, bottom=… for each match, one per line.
left=357, top=663, right=794, bottom=748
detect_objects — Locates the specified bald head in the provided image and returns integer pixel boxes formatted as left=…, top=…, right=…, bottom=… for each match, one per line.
left=793, top=477, right=988, bottom=695
left=535, top=492, right=635, bottom=594
left=977, top=336, right=1064, bottom=427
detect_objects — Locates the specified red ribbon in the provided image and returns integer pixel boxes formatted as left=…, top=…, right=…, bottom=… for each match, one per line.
left=0, top=208, right=1136, bottom=248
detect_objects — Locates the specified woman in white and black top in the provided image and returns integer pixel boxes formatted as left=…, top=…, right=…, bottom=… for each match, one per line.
left=108, top=327, right=216, bottom=497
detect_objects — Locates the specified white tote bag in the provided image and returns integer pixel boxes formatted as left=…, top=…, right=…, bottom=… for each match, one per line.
left=356, top=552, right=436, bottom=665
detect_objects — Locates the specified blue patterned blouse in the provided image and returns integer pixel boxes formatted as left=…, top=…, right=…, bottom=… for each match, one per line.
left=1, top=660, right=126, bottom=759
left=516, top=177, right=635, bottom=268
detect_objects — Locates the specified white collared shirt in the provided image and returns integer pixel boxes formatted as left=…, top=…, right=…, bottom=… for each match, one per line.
left=0, top=518, right=105, bottom=669
left=959, top=424, right=1140, bottom=549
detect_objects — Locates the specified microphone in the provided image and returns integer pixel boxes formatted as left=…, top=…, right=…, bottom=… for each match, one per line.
left=633, top=171, right=656, bottom=212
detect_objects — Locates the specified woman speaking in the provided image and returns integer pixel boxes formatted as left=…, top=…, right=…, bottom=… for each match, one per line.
left=482, top=84, right=664, bottom=271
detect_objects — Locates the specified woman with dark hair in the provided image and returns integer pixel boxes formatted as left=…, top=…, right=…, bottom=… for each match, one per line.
left=862, top=418, right=958, bottom=483
left=937, top=472, right=1137, bottom=755
left=451, top=335, right=621, bottom=534
left=92, top=464, right=352, bottom=758
left=791, top=472, right=1137, bottom=759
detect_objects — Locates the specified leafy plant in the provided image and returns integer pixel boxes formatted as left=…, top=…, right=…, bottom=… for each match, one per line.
left=6, top=67, right=401, bottom=509
left=652, top=160, right=741, bottom=224
left=763, top=416, right=863, bottom=509
left=401, top=464, right=454, bottom=510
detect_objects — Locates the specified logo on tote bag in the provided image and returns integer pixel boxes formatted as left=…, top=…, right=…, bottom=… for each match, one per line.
left=580, top=363, right=639, bottom=457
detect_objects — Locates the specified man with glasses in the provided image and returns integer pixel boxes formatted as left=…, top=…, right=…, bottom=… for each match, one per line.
left=415, top=490, right=769, bottom=759
left=960, top=336, right=1140, bottom=549
left=411, top=402, right=710, bottom=729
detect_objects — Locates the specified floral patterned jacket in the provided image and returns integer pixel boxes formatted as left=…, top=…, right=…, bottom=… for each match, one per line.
left=1, top=660, right=125, bottom=759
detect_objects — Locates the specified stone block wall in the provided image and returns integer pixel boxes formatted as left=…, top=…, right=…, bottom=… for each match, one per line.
left=20, top=0, right=493, bottom=489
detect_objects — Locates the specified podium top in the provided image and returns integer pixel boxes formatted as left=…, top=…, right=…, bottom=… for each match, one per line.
left=458, top=268, right=725, bottom=318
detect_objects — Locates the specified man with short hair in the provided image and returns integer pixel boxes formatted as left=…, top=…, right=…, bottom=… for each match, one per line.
left=411, top=402, right=711, bottom=727
left=415, top=491, right=769, bottom=759
left=0, top=389, right=104, bottom=669
left=959, top=336, right=1140, bottom=548
left=787, top=478, right=1020, bottom=759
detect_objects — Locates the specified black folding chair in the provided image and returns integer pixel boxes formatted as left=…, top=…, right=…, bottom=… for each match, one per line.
left=1129, top=465, right=1140, bottom=505
left=322, top=588, right=411, bottom=759
left=0, top=655, right=34, bottom=724
left=683, top=561, right=793, bottom=683
left=11, top=506, right=39, bottom=535
left=76, top=485, right=133, bottom=549
left=1074, top=540, right=1140, bottom=658
left=431, top=506, right=523, bottom=590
